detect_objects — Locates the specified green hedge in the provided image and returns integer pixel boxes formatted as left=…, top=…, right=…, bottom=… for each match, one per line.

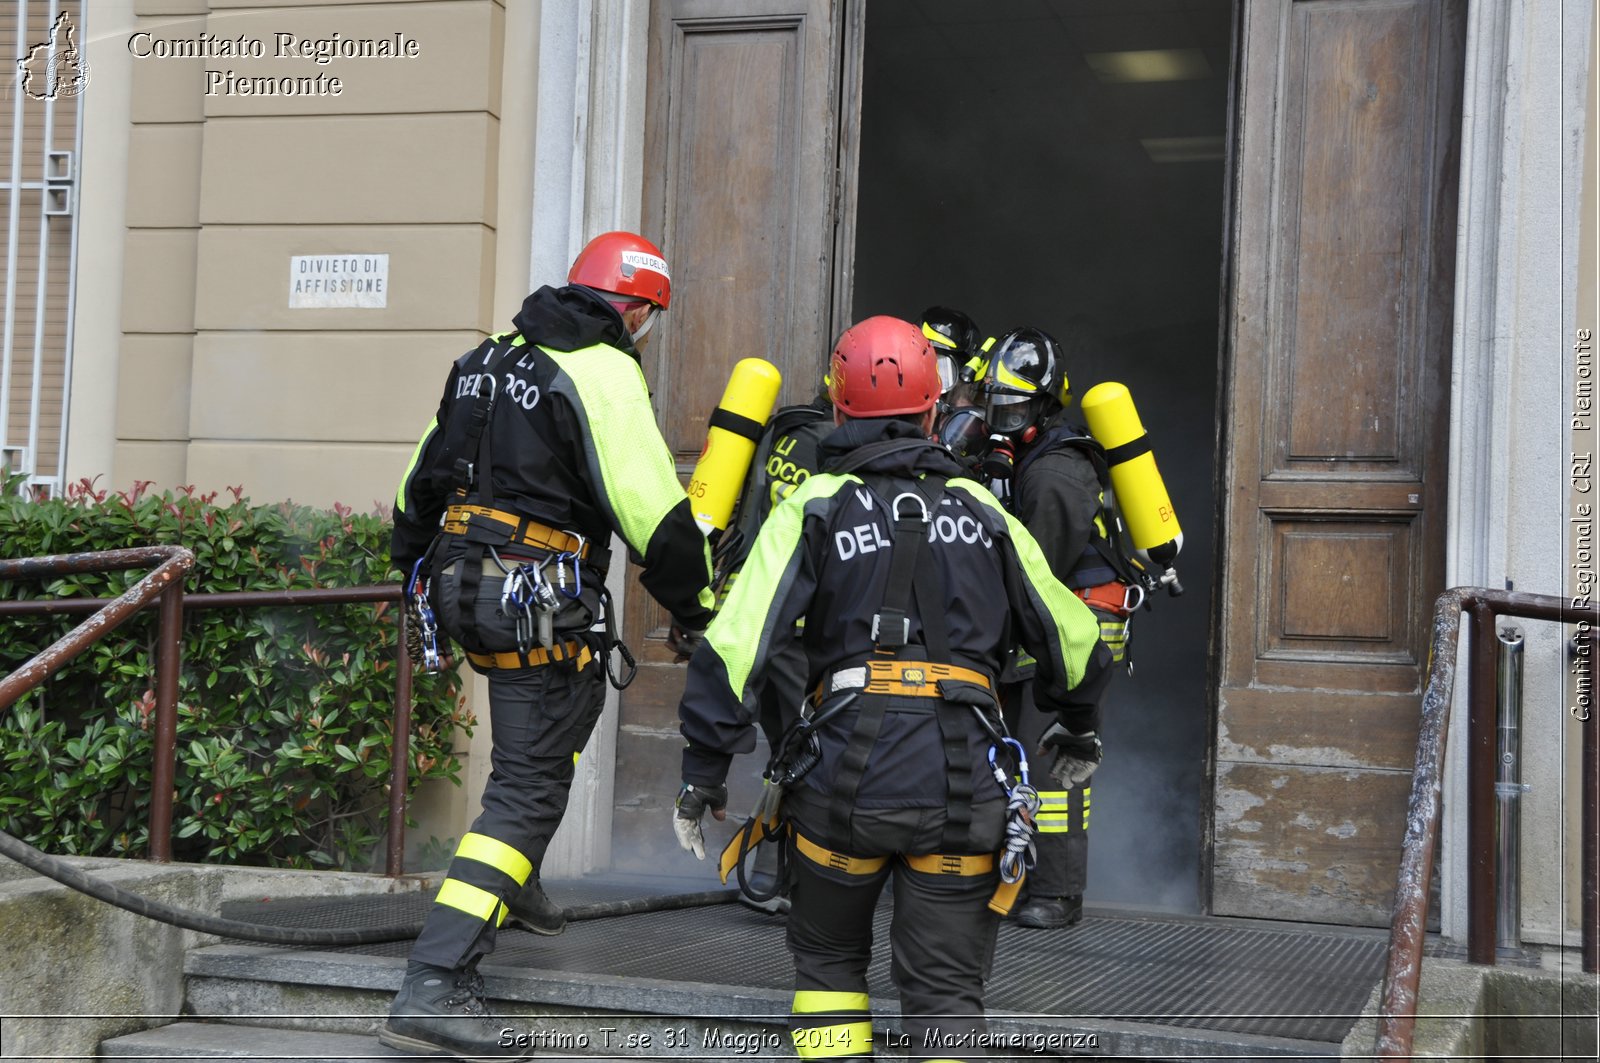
left=0, top=476, right=468, bottom=871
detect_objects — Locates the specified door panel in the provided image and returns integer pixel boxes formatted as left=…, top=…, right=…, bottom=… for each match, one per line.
left=1212, top=0, right=1465, bottom=924
left=612, top=0, right=845, bottom=872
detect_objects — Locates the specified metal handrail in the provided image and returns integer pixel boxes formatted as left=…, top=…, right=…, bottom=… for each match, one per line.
left=0, top=552, right=416, bottom=875
left=1376, top=587, right=1597, bottom=1057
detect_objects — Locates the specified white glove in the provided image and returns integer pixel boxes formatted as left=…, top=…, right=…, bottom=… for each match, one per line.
left=672, top=783, right=727, bottom=860
left=1040, top=724, right=1103, bottom=790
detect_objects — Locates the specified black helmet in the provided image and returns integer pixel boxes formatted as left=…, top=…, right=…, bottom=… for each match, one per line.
left=977, top=326, right=1070, bottom=437
left=919, top=306, right=984, bottom=398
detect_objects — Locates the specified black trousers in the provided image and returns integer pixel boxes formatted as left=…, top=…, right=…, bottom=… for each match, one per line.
left=408, top=560, right=606, bottom=971
left=1007, top=604, right=1121, bottom=900
left=1014, top=684, right=1089, bottom=899
left=783, top=794, right=1005, bottom=1062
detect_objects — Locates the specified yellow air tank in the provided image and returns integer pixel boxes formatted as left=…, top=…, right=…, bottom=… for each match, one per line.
left=687, top=358, right=783, bottom=540
left=1081, top=381, right=1184, bottom=593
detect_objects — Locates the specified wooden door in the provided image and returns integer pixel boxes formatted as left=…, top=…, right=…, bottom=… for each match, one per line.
left=611, top=0, right=855, bottom=871
left=1211, top=0, right=1466, bottom=924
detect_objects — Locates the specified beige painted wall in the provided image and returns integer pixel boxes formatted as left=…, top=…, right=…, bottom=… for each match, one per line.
left=108, top=0, right=532, bottom=864
left=115, top=0, right=511, bottom=510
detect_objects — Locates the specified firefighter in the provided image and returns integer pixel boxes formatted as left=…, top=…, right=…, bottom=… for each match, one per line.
left=381, top=230, right=716, bottom=1059
left=712, top=381, right=834, bottom=913
left=976, top=324, right=1138, bottom=931
left=919, top=305, right=987, bottom=414
left=673, top=316, right=1112, bottom=1061
left=718, top=314, right=990, bottom=914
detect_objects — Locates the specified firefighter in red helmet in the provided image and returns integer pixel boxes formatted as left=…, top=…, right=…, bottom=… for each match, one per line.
left=673, top=316, right=1112, bottom=1061
left=383, top=230, right=714, bottom=1059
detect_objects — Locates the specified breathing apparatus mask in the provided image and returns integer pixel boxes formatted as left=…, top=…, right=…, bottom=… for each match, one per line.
left=936, top=407, right=994, bottom=475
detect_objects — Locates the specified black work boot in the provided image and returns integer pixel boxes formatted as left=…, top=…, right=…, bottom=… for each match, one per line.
left=505, top=874, right=567, bottom=936
left=1013, top=894, right=1084, bottom=930
left=379, top=962, right=531, bottom=1060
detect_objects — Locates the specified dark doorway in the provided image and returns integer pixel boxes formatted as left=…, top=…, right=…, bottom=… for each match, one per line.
left=851, top=0, right=1233, bottom=914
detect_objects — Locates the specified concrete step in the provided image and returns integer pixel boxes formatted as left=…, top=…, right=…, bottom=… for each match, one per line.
left=181, top=944, right=796, bottom=1058
left=180, top=943, right=1337, bottom=1060
left=97, top=1020, right=597, bottom=1061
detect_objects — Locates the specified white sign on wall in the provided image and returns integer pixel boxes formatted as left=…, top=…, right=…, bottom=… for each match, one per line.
left=288, top=254, right=389, bottom=308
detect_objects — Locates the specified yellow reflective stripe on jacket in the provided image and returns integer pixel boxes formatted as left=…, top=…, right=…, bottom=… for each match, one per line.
left=792, top=1022, right=874, bottom=1059
left=395, top=415, right=438, bottom=513
left=547, top=343, right=713, bottom=604
left=707, top=473, right=836, bottom=703
left=455, top=832, right=532, bottom=886
left=433, top=879, right=507, bottom=925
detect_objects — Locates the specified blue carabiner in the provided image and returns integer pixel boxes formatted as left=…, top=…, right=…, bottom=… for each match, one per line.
left=988, top=737, right=1031, bottom=796
left=554, top=551, right=583, bottom=600
left=1004, top=736, right=1030, bottom=789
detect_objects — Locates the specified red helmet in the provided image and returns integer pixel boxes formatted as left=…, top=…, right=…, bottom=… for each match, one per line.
left=828, top=316, right=941, bottom=417
left=567, top=231, right=672, bottom=308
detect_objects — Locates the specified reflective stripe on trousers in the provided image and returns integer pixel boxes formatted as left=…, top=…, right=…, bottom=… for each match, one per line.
left=408, top=655, right=605, bottom=971
left=1033, top=785, right=1090, bottom=834
left=785, top=814, right=1000, bottom=1063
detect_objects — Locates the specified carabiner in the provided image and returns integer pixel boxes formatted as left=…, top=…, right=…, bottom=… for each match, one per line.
left=987, top=736, right=1031, bottom=795
left=553, top=551, right=583, bottom=600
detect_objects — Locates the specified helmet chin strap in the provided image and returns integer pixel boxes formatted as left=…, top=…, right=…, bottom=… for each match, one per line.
left=630, top=306, right=660, bottom=344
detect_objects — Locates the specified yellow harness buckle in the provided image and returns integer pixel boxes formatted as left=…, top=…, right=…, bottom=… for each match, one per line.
left=903, top=851, right=996, bottom=876
left=793, top=832, right=889, bottom=876
left=857, top=660, right=991, bottom=698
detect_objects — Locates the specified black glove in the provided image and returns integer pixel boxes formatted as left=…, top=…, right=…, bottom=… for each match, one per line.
left=1039, top=724, right=1103, bottom=790
left=666, top=623, right=706, bottom=663
left=673, top=782, right=728, bottom=860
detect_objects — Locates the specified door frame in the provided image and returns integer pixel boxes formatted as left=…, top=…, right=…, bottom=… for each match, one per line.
left=1200, top=0, right=1249, bottom=916
left=535, top=0, right=655, bottom=878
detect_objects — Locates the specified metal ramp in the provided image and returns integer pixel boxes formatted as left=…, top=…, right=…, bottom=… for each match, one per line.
left=156, top=873, right=1397, bottom=1060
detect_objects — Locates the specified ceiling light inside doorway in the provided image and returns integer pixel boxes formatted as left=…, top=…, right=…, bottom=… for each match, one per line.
left=1085, top=48, right=1211, bottom=83
left=1140, top=136, right=1226, bottom=163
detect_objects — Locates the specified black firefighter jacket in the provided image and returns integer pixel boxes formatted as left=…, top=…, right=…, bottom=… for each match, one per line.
left=391, top=284, right=716, bottom=629
left=676, top=418, right=1113, bottom=807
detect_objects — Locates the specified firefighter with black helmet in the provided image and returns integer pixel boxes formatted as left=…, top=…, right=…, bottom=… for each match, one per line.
left=920, top=305, right=988, bottom=414
left=977, top=323, right=1140, bottom=931
left=382, top=230, right=716, bottom=1059
left=674, top=315, right=1112, bottom=1060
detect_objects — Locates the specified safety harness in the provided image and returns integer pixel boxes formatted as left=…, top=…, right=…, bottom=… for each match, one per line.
left=411, top=333, right=634, bottom=688
left=718, top=449, right=1036, bottom=913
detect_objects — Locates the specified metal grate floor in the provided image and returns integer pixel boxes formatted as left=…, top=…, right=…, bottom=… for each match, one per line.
left=221, top=875, right=1394, bottom=1047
